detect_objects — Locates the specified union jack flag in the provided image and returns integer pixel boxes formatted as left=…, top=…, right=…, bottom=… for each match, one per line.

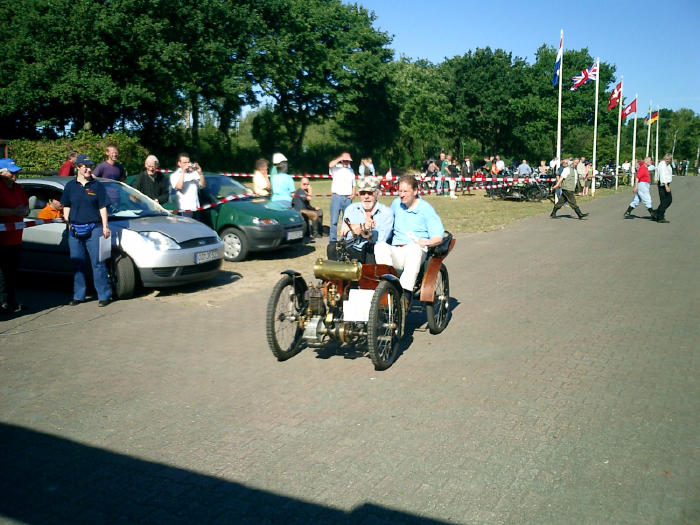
left=570, top=62, right=598, bottom=91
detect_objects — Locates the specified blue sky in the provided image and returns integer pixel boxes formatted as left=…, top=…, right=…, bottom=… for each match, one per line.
left=350, top=0, right=700, bottom=114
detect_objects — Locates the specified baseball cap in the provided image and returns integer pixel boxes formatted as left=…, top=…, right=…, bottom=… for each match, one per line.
left=357, top=176, right=379, bottom=192
left=0, top=158, right=22, bottom=173
left=76, top=154, right=94, bottom=166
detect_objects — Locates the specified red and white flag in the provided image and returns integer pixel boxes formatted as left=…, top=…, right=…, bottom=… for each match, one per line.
left=607, top=82, right=622, bottom=110
left=385, top=168, right=392, bottom=181
left=621, top=98, right=637, bottom=119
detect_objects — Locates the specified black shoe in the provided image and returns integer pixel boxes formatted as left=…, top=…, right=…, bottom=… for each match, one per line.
left=578, top=212, right=589, bottom=220
left=98, top=299, right=112, bottom=307
left=68, top=299, right=83, bottom=306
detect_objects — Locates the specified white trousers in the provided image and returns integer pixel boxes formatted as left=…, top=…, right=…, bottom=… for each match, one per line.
left=374, top=242, right=426, bottom=292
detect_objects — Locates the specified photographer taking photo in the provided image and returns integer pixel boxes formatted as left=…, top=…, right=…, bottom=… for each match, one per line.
left=170, top=152, right=205, bottom=218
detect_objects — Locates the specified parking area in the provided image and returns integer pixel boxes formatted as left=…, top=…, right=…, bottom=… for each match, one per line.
left=1, top=179, right=698, bottom=524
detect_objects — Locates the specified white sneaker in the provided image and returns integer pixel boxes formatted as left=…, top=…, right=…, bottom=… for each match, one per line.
left=450, top=195, right=457, bottom=199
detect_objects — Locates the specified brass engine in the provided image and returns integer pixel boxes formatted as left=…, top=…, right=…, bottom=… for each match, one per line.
left=313, top=258, right=362, bottom=282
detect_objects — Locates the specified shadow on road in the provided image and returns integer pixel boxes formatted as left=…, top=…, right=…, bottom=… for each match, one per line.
left=0, top=422, right=449, bottom=524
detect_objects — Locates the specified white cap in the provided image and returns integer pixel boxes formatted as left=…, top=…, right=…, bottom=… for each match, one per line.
left=272, top=153, right=287, bottom=165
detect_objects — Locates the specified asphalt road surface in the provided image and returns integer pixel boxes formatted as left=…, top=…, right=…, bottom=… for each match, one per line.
left=1, top=178, right=698, bottom=524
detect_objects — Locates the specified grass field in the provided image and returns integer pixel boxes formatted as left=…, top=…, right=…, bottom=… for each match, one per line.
left=242, top=178, right=626, bottom=235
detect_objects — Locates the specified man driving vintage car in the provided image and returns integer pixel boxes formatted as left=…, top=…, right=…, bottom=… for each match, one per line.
left=335, top=176, right=393, bottom=264
left=374, top=174, right=445, bottom=307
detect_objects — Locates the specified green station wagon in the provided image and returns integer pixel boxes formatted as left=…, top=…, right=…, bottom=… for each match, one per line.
left=130, top=173, right=306, bottom=261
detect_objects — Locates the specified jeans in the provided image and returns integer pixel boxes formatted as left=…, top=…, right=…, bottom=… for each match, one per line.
left=630, top=181, right=652, bottom=209
left=329, top=194, right=351, bottom=242
left=68, top=226, right=112, bottom=301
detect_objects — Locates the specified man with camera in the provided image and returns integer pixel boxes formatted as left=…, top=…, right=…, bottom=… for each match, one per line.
left=170, top=152, right=205, bottom=218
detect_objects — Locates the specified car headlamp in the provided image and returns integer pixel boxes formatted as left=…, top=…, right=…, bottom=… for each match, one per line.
left=138, top=231, right=180, bottom=250
left=252, top=217, right=279, bottom=226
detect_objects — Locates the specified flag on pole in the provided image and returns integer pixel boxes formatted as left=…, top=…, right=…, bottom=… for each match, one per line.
left=552, top=33, right=563, bottom=86
left=607, top=82, right=622, bottom=110
left=644, top=110, right=659, bottom=125
left=570, top=62, right=598, bottom=91
left=621, top=98, right=637, bottom=119
left=385, top=168, right=392, bottom=181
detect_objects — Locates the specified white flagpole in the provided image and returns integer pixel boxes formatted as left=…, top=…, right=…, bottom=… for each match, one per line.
left=555, top=29, right=563, bottom=204
left=645, top=100, right=652, bottom=157
left=615, top=76, right=623, bottom=190
left=591, top=57, right=600, bottom=196
left=631, top=94, right=638, bottom=185
left=654, top=105, right=660, bottom=183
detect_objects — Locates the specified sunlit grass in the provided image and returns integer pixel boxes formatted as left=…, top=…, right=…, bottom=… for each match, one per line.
left=242, top=178, right=627, bottom=235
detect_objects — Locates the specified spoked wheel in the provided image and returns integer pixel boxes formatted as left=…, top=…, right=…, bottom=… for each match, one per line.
left=491, top=189, right=503, bottom=200
left=266, top=275, right=305, bottom=361
left=367, top=281, right=403, bottom=371
left=426, top=264, right=450, bottom=334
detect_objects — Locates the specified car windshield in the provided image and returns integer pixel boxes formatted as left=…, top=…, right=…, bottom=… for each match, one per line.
left=204, top=176, right=252, bottom=200
left=102, top=180, right=169, bottom=218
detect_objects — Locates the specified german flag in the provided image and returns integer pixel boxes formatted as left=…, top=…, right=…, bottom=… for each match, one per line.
left=645, top=110, right=659, bottom=125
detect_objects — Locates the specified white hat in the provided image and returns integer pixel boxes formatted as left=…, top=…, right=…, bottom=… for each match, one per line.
left=272, top=153, right=287, bottom=165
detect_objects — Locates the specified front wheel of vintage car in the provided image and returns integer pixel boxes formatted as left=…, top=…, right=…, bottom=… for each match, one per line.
left=221, top=227, right=248, bottom=262
left=426, top=264, right=450, bottom=334
left=367, top=281, right=403, bottom=371
left=266, top=274, right=305, bottom=361
left=112, top=254, right=136, bottom=299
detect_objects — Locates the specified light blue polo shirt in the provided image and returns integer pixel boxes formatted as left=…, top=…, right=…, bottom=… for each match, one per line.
left=342, top=202, right=394, bottom=248
left=390, top=197, right=444, bottom=246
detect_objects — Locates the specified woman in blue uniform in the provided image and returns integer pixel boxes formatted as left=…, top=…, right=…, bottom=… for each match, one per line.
left=60, top=154, right=113, bottom=306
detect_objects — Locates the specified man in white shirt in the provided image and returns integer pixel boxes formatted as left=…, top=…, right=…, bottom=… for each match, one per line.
left=495, top=155, right=505, bottom=174
left=170, top=153, right=205, bottom=218
left=654, top=154, right=673, bottom=223
left=328, top=152, right=355, bottom=244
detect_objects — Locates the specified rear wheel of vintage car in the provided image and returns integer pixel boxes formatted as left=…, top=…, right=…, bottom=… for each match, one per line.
left=426, top=264, right=450, bottom=334
left=221, top=227, right=248, bottom=262
left=266, top=274, right=305, bottom=361
left=367, top=281, right=403, bottom=371
left=112, top=254, right=136, bottom=299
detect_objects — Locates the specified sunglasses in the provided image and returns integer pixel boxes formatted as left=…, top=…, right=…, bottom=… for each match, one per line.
left=358, top=190, right=374, bottom=195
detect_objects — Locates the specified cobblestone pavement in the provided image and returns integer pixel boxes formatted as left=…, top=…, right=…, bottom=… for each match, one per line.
left=1, top=178, right=698, bottom=524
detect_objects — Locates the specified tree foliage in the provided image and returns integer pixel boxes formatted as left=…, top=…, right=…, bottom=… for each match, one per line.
left=1, top=0, right=698, bottom=172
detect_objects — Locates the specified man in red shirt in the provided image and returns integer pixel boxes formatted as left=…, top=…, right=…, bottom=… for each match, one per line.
left=0, top=158, right=29, bottom=314
left=624, top=157, right=655, bottom=219
left=58, top=151, right=77, bottom=177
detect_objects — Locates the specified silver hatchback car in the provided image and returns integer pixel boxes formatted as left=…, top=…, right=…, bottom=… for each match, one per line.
left=18, top=177, right=224, bottom=298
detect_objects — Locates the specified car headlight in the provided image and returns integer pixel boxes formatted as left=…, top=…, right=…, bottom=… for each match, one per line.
left=252, top=217, right=279, bottom=225
left=138, top=231, right=181, bottom=250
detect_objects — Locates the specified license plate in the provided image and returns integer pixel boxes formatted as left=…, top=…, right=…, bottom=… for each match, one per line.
left=287, top=230, right=303, bottom=240
left=195, top=249, right=219, bottom=264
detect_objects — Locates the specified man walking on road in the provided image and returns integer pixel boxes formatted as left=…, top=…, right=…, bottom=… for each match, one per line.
left=624, top=157, right=655, bottom=220
left=550, top=159, right=589, bottom=220
left=654, top=154, right=673, bottom=223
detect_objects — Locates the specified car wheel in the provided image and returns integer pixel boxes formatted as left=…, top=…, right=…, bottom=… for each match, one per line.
left=221, top=227, right=249, bottom=262
left=112, top=254, right=136, bottom=299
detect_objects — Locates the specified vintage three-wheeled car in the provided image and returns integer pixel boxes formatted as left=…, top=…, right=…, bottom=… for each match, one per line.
left=265, top=231, right=455, bottom=370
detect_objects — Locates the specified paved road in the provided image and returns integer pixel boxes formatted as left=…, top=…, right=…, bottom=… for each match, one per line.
left=1, top=178, right=698, bottom=524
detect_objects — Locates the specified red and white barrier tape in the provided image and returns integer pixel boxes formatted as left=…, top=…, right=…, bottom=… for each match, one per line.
left=0, top=217, right=65, bottom=232
left=156, top=168, right=554, bottom=184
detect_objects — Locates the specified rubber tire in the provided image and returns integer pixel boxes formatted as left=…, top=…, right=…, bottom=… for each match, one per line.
left=367, top=281, right=403, bottom=371
left=221, top=227, right=248, bottom=262
left=525, top=186, right=541, bottom=202
left=426, top=264, right=450, bottom=334
left=266, top=274, right=305, bottom=361
left=112, top=254, right=136, bottom=299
